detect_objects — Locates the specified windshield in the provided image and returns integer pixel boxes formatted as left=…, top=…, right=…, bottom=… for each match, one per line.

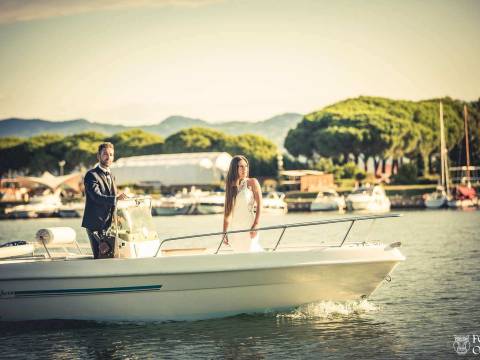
left=116, top=197, right=157, bottom=241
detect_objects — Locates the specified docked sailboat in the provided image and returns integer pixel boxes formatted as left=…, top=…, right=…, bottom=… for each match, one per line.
left=447, top=105, right=478, bottom=209
left=424, top=186, right=448, bottom=209
left=424, top=102, right=450, bottom=209
left=0, top=196, right=405, bottom=322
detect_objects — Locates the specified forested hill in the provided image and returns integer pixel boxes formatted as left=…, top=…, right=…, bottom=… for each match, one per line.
left=285, top=96, right=480, bottom=173
left=0, top=113, right=303, bottom=147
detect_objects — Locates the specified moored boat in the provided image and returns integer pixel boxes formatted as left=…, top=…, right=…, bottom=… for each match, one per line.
left=5, top=194, right=62, bottom=219
left=424, top=186, right=448, bottom=209
left=310, top=189, right=345, bottom=211
left=345, top=185, right=391, bottom=213
left=194, top=192, right=225, bottom=214
left=151, top=196, right=196, bottom=216
left=447, top=185, right=478, bottom=209
left=262, top=191, right=288, bottom=214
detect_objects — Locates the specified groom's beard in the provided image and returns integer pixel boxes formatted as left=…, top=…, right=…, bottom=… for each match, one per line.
left=100, top=159, right=112, bottom=168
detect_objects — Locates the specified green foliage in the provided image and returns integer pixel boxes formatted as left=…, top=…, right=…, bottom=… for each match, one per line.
left=0, top=137, right=23, bottom=150
left=10, top=134, right=64, bottom=175
left=0, top=127, right=278, bottom=178
left=50, top=132, right=106, bottom=172
left=163, top=127, right=228, bottom=153
left=164, top=128, right=278, bottom=177
left=285, top=96, right=470, bottom=176
left=391, top=163, right=418, bottom=184
left=228, top=134, right=278, bottom=177
left=106, top=129, right=164, bottom=158
left=0, top=137, right=26, bottom=175
left=340, top=161, right=359, bottom=179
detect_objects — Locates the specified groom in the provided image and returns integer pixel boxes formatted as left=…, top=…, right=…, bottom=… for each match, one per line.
left=82, top=142, right=127, bottom=258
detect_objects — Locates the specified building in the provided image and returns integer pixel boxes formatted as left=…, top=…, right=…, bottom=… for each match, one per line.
left=111, top=152, right=233, bottom=189
left=279, top=170, right=334, bottom=192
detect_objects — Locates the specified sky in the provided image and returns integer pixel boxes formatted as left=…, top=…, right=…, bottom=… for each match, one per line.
left=0, top=0, right=479, bottom=125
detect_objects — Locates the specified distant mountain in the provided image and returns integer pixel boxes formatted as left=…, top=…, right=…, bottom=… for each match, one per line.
left=142, top=115, right=208, bottom=135
left=0, top=113, right=303, bottom=147
left=0, top=118, right=128, bottom=137
left=215, top=113, right=303, bottom=146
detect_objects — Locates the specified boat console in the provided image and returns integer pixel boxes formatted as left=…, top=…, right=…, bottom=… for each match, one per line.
left=114, top=196, right=160, bottom=258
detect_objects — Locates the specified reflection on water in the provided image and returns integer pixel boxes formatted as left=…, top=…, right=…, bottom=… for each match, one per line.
left=0, top=303, right=400, bottom=360
left=0, top=210, right=479, bottom=358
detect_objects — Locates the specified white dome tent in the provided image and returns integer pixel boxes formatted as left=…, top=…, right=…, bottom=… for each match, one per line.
left=111, top=152, right=232, bottom=187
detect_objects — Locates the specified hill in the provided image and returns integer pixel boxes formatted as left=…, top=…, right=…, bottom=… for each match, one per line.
left=0, top=113, right=303, bottom=147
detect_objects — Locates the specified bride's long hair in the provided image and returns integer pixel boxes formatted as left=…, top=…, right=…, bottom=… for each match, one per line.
left=224, top=155, right=249, bottom=218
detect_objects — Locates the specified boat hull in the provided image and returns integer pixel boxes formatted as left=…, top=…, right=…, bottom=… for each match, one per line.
left=194, top=203, right=224, bottom=215
left=152, top=205, right=193, bottom=216
left=346, top=199, right=390, bottom=213
left=424, top=197, right=447, bottom=209
left=0, top=245, right=404, bottom=322
left=310, top=200, right=345, bottom=211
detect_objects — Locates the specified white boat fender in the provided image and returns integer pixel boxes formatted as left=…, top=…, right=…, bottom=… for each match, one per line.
left=385, top=242, right=401, bottom=251
left=36, top=227, right=77, bottom=245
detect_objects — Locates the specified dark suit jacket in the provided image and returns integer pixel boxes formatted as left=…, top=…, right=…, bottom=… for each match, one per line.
left=81, top=166, right=117, bottom=231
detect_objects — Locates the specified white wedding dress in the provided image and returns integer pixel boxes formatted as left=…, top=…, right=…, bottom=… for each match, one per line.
left=228, top=179, right=264, bottom=252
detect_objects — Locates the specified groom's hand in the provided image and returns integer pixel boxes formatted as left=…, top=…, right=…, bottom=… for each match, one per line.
left=117, top=193, right=128, bottom=200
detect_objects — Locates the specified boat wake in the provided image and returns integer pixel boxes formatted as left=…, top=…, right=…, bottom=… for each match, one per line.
left=276, top=300, right=378, bottom=320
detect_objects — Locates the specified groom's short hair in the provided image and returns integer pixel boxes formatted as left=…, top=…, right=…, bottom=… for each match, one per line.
left=98, top=142, right=114, bottom=154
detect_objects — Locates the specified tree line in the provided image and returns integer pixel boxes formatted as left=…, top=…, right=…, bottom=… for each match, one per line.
left=2, top=96, right=479, bottom=182
left=0, top=128, right=278, bottom=178
left=285, top=96, right=480, bottom=176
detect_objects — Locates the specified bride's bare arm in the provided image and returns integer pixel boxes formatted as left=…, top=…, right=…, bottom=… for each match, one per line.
left=223, top=204, right=231, bottom=244
left=250, top=178, right=262, bottom=228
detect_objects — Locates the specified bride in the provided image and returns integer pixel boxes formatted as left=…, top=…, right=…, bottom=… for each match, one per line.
left=222, top=155, right=263, bottom=252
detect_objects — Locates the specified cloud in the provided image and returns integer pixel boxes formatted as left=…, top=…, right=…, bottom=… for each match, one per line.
left=0, top=0, right=220, bottom=24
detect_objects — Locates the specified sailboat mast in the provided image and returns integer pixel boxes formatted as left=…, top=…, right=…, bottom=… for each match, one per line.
left=464, top=104, right=471, bottom=187
left=439, top=102, right=446, bottom=188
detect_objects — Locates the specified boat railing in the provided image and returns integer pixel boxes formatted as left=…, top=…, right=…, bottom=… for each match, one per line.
left=154, top=213, right=401, bottom=256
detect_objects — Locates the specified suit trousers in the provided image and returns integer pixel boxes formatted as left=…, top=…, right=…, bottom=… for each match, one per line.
left=86, top=229, right=100, bottom=259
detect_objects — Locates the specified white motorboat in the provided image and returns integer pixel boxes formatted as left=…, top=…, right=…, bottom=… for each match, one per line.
left=194, top=192, right=225, bottom=215
left=5, top=194, right=62, bottom=219
left=0, top=197, right=405, bottom=322
left=424, top=186, right=448, bottom=209
left=58, top=202, right=85, bottom=218
left=262, top=191, right=288, bottom=214
left=310, top=189, right=346, bottom=211
left=151, top=196, right=196, bottom=216
left=346, top=185, right=391, bottom=213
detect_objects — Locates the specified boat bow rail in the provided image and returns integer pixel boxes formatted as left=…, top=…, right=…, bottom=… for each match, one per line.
left=154, top=213, right=402, bottom=256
